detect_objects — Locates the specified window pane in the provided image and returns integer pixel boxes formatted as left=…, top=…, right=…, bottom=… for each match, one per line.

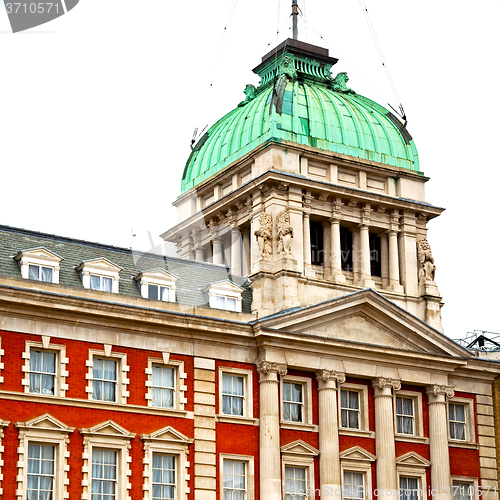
left=223, top=460, right=246, bottom=500
left=227, top=297, right=237, bottom=311
left=29, top=265, right=40, bottom=280
left=149, top=284, right=159, bottom=300
left=104, top=360, right=117, bottom=381
left=454, top=404, right=466, bottom=422
left=160, top=287, right=170, bottom=301
left=292, top=384, right=302, bottom=403
left=31, top=350, right=42, bottom=371
left=349, top=391, right=359, bottom=410
left=27, top=444, right=55, bottom=500
left=216, top=296, right=226, bottom=309
left=90, top=275, right=101, bottom=290
left=102, top=277, right=113, bottom=292
left=403, top=398, right=413, bottom=416
left=341, top=390, right=348, bottom=408
left=41, top=267, right=53, bottom=283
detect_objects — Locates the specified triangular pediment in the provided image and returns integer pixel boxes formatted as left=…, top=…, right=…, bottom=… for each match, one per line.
left=82, top=420, right=134, bottom=438
left=340, top=446, right=376, bottom=462
left=257, top=289, right=470, bottom=357
left=281, top=440, right=319, bottom=456
left=135, top=268, right=179, bottom=283
left=142, top=426, right=192, bottom=444
left=203, top=279, right=244, bottom=295
left=15, top=247, right=63, bottom=263
left=16, top=413, right=74, bottom=433
left=76, top=258, right=122, bottom=273
left=396, top=451, right=431, bottom=468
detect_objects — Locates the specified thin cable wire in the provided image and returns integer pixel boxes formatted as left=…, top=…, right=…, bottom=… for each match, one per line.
left=358, top=0, right=406, bottom=120
left=210, top=0, right=239, bottom=87
left=301, top=17, right=405, bottom=121
left=277, top=0, right=281, bottom=39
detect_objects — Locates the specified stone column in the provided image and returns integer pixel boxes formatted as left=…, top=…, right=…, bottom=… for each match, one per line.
left=322, top=222, right=331, bottom=279
left=372, top=377, right=400, bottom=497
left=399, top=211, right=418, bottom=297
left=209, top=223, right=223, bottom=265
left=258, top=361, right=287, bottom=500
left=427, top=384, right=454, bottom=500
left=242, top=228, right=250, bottom=276
left=303, top=213, right=311, bottom=272
left=316, top=370, right=345, bottom=499
left=330, top=218, right=345, bottom=283
left=230, top=227, right=242, bottom=276
left=387, top=230, right=403, bottom=292
left=193, top=230, right=204, bottom=262
left=359, top=225, right=375, bottom=288
left=351, top=228, right=360, bottom=283
left=379, top=233, right=389, bottom=288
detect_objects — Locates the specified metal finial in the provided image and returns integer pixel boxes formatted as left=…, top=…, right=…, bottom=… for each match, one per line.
left=292, top=0, right=298, bottom=40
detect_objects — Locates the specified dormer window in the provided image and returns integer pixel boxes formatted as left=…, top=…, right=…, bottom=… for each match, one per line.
left=76, top=258, right=122, bottom=293
left=203, top=280, right=244, bottom=312
left=134, top=269, right=179, bottom=303
left=216, top=295, right=237, bottom=311
left=14, top=247, right=63, bottom=284
left=90, top=274, right=113, bottom=292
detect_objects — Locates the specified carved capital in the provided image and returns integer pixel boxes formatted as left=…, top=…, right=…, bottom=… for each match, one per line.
left=256, top=361, right=287, bottom=376
left=303, top=194, right=313, bottom=209
left=426, top=384, right=454, bottom=399
left=371, top=377, right=401, bottom=391
left=315, top=370, right=346, bottom=384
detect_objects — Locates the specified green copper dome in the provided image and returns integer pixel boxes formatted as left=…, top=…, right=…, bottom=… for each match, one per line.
left=181, top=40, right=419, bottom=193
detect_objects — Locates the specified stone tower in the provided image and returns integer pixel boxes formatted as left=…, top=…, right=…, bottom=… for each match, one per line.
left=161, top=39, right=443, bottom=330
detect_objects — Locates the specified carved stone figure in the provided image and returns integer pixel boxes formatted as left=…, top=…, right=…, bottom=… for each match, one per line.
left=417, top=239, right=436, bottom=283
left=331, top=72, right=355, bottom=94
left=279, top=56, right=298, bottom=81
left=238, top=84, right=257, bottom=107
left=254, top=212, right=273, bottom=258
left=276, top=209, right=294, bottom=256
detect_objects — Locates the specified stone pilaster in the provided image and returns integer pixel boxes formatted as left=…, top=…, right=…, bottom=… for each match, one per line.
left=330, top=216, right=345, bottom=283
left=303, top=194, right=312, bottom=276
left=476, top=392, right=498, bottom=500
left=257, top=361, right=287, bottom=500
left=379, top=233, right=389, bottom=288
left=208, top=223, right=223, bottom=265
left=316, top=370, right=345, bottom=499
left=193, top=358, right=217, bottom=500
left=242, top=228, right=250, bottom=275
left=230, top=227, right=242, bottom=276
left=426, top=384, right=454, bottom=500
left=359, top=225, right=375, bottom=288
left=399, top=211, right=418, bottom=296
left=372, top=377, right=400, bottom=497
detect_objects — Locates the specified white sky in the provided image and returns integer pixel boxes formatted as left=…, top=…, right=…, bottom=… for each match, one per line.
left=1, top=0, right=499, bottom=341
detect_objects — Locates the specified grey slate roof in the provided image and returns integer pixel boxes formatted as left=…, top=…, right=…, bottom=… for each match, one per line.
left=0, top=225, right=252, bottom=313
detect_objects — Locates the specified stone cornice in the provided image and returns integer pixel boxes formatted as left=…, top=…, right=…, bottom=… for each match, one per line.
left=163, top=168, right=443, bottom=241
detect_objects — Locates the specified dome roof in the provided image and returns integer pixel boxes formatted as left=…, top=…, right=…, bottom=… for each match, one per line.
left=181, top=40, right=419, bottom=193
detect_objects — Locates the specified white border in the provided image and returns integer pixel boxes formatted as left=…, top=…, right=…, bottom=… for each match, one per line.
left=220, top=453, right=255, bottom=500
left=85, top=347, right=129, bottom=404
left=145, top=354, right=187, bottom=411
left=15, top=414, right=74, bottom=500
left=218, top=366, right=255, bottom=423
left=21, top=338, right=69, bottom=397
left=280, top=375, right=314, bottom=430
